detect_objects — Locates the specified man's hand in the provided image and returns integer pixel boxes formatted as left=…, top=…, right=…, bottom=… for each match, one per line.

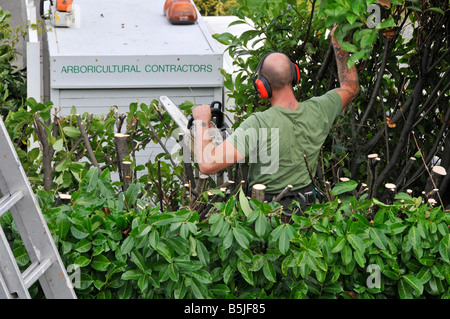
left=330, top=24, right=340, bottom=49
left=192, top=104, right=211, bottom=125
left=192, top=104, right=243, bottom=175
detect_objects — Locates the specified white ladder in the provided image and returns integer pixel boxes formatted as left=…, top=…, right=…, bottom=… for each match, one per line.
left=0, top=117, right=76, bottom=299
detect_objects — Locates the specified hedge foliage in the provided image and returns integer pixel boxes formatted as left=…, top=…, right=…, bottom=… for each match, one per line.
left=3, top=169, right=448, bottom=299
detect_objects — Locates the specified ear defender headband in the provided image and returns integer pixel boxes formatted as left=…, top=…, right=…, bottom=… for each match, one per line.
left=252, top=52, right=300, bottom=99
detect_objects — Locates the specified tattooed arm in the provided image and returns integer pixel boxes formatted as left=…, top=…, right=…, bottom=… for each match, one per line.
left=330, top=24, right=360, bottom=109
left=192, top=104, right=243, bottom=175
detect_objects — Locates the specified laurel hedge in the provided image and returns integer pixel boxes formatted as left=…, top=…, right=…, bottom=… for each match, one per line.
left=3, top=169, right=447, bottom=299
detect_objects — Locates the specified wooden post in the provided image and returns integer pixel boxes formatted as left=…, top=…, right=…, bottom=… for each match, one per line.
left=251, top=184, right=266, bottom=202
left=114, top=133, right=130, bottom=182
left=367, top=154, right=380, bottom=198
left=424, top=165, right=447, bottom=194
left=55, top=194, right=72, bottom=207
left=385, top=183, right=397, bottom=204
left=325, top=181, right=334, bottom=202
left=122, top=161, right=133, bottom=191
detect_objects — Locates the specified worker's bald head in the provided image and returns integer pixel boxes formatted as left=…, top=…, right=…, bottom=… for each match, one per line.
left=259, top=53, right=294, bottom=91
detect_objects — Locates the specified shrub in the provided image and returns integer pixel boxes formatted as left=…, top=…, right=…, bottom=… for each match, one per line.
left=17, top=172, right=447, bottom=299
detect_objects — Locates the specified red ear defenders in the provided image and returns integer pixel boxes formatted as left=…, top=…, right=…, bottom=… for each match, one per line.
left=252, top=52, right=300, bottom=99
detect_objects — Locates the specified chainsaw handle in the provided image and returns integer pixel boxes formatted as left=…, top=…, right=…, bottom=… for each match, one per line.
left=187, top=102, right=224, bottom=130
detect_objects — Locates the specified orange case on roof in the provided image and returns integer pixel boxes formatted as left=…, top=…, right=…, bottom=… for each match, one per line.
left=167, top=1, right=197, bottom=25
left=56, top=0, right=73, bottom=12
left=163, top=0, right=191, bottom=15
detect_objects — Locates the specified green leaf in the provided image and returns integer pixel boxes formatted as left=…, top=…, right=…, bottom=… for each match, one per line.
left=196, top=239, right=210, bottom=266
left=75, top=238, right=92, bottom=253
left=191, top=269, right=212, bottom=284
left=168, top=263, right=179, bottom=282
left=376, top=16, right=396, bottom=29
left=138, top=274, right=149, bottom=292
left=233, top=226, right=250, bottom=249
left=330, top=236, right=347, bottom=253
left=98, top=178, right=115, bottom=198
left=439, top=234, right=450, bottom=263
left=209, top=284, right=230, bottom=296
left=237, top=260, right=254, bottom=285
left=74, top=255, right=90, bottom=268
left=346, top=12, right=358, bottom=25
left=331, top=180, right=358, bottom=196
left=341, top=244, right=352, bottom=266
left=408, top=226, right=420, bottom=250
left=417, top=267, right=432, bottom=284
left=255, top=212, right=269, bottom=237
left=53, top=139, right=64, bottom=152
left=62, top=126, right=81, bottom=138
left=239, top=189, right=252, bottom=216
left=121, top=269, right=142, bottom=280
left=130, top=250, right=146, bottom=272
left=222, top=228, right=233, bottom=249
left=91, top=254, right=110, bottom=271
left=347, top=233, right=365, bottom=254
left=354, top=250, right=366, bottom=268
left=149, top=229, right=159, bottom=249
left=402, top=274, right=423, bottom=295
left=398, top=278, right=413, bottom=299
left=263, top=259, right=277, bottom=282
left=121, top=236, right=135, bottom=255
left=84, top=168, right=99, bottom=192
left=323, top=283, right=344, bottom=294
left=425, top=7, right=445, bottom=15
left=188, top=277, right=207, bottom=298
left=277, top=224, right=295, bottom=255
left=369, top=227, right=388, bottom=250
left=70, top=225, right=89, bottom=240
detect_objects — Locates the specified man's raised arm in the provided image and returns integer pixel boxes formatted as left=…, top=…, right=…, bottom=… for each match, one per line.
left=330, top=24, right=360, bottom=109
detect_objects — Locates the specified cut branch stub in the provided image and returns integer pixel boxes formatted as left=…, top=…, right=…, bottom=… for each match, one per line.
left=122, top=161, right=133, bottom=191
left=251, top=184, right=266, bottom=203
left=424, top=165, right=447, bottom=194
left=114, top=133, right=130, bottom=182
left=273, top=184, right=293, bottom=203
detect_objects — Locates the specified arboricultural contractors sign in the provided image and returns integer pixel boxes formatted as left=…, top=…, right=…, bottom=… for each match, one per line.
left=51, top=55, right=223, bottom=88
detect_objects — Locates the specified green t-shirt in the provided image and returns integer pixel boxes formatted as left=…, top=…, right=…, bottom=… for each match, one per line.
left=227, top=90, right=342, bottom=194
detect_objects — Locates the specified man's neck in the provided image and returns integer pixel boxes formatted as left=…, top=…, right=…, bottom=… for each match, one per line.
left=270, top=88, right=299, bottom=110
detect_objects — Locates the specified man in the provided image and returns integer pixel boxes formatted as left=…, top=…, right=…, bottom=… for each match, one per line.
left=192, top=25, right=359, bottom=221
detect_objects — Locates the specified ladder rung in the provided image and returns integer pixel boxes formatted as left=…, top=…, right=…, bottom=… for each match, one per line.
left=22, top=259, right=52, bottom=289
left=0, top=191, right=24, bottom=218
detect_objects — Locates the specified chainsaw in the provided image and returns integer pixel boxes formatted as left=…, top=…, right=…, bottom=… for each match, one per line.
left=159, top=96, right=231, bottom=155
left=40, top=0, right=77, bottom=28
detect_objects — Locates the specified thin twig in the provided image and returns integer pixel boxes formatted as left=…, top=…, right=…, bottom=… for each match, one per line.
left=76, top=114, right=100, bottom=172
